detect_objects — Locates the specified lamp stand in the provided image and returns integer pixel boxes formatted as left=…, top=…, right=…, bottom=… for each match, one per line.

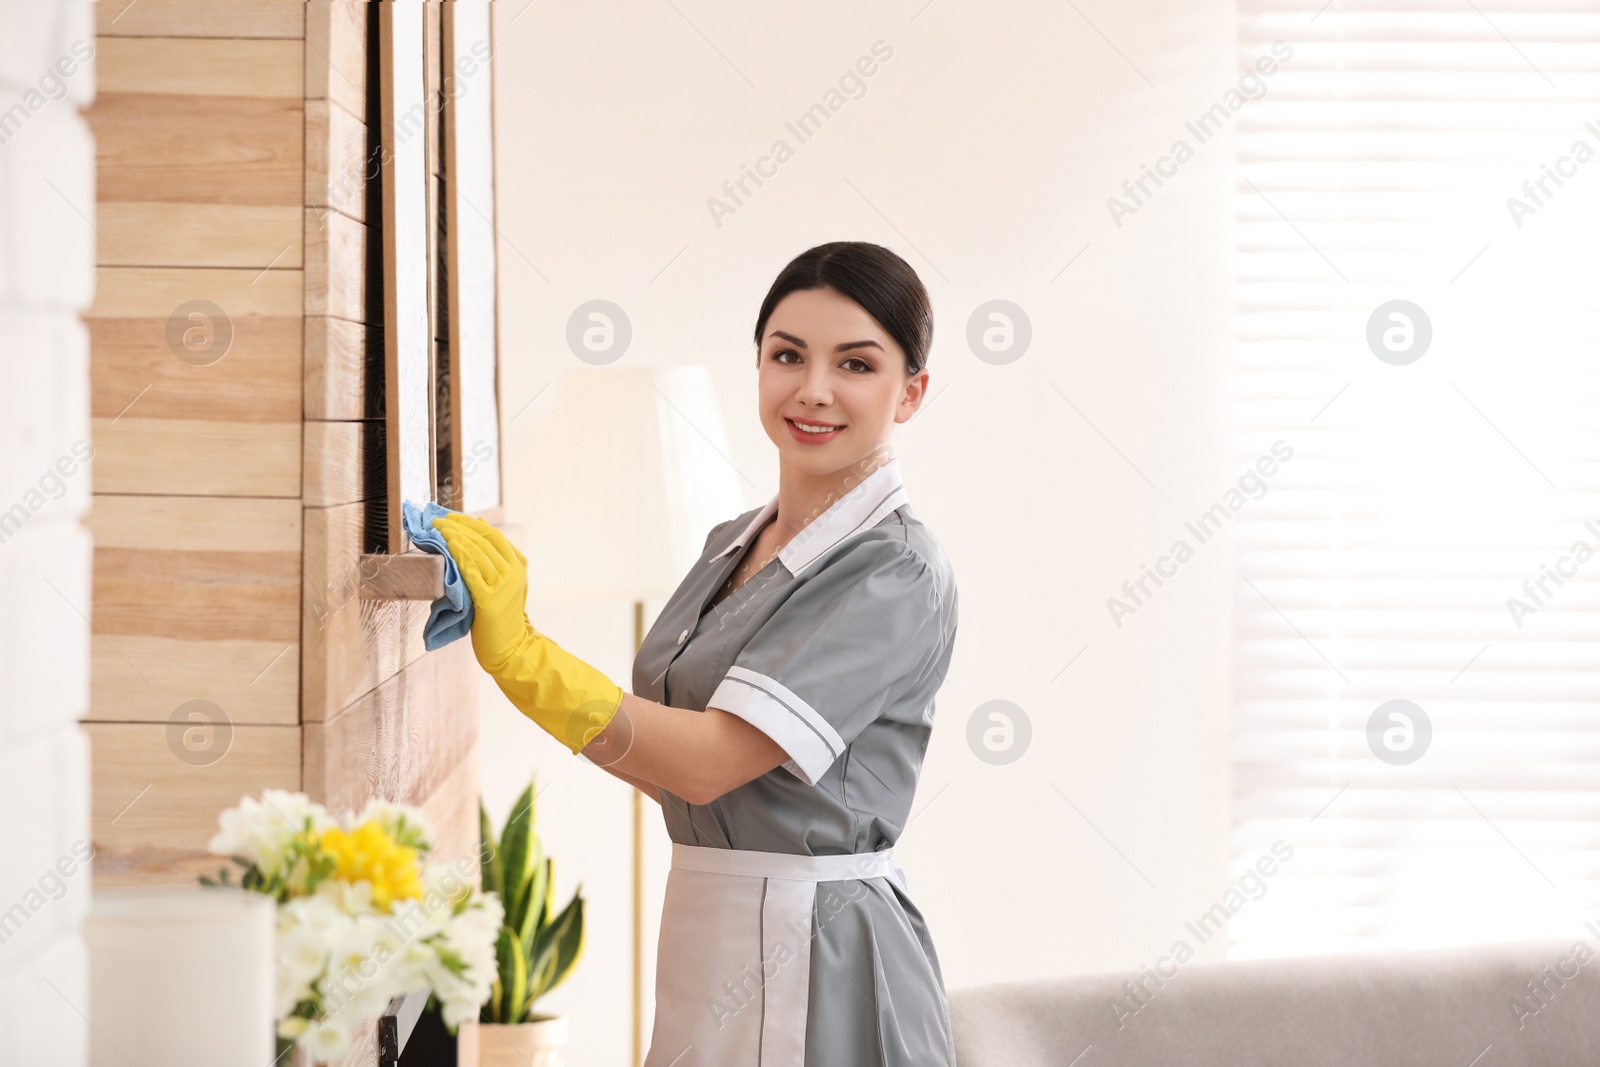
left=632, top=598, right=646, bottom=1067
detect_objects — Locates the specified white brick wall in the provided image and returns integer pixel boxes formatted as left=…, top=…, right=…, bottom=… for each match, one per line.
left=0, top=1, right=96, bottom=1064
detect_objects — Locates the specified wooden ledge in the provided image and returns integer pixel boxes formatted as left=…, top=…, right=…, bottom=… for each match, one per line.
left=359, top=552, right=445, bottom=600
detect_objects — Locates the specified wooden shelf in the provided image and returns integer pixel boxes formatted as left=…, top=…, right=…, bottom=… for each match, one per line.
left=359, top=551, right=446, bottom=601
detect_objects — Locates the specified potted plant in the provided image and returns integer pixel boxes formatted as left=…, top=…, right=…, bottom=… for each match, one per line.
left=477, top=779, right=585, bottom=1067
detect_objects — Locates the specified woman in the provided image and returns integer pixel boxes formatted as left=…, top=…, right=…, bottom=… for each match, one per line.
left=433, top=241, right=960, bottom=1067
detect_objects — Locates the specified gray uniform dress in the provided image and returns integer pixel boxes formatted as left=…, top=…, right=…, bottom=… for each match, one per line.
left=630, top=457, right=960, bottom=1067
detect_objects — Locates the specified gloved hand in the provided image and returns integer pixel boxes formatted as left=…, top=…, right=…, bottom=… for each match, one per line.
left=430, top=512, right=623, bottom=754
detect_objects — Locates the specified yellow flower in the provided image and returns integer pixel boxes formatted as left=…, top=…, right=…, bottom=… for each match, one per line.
left=319, top=820, right=424, bottom=910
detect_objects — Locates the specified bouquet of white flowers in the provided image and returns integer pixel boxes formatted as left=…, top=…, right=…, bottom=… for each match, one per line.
left=203, top=789, right=502, bottom=1063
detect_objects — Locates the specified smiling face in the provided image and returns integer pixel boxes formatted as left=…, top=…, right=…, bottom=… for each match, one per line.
left=756, top=286, right=929, bottom=478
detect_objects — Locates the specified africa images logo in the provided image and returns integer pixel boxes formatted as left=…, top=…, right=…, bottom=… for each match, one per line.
left=1106, top=41, right=1293, bottom=229
left=1106, top=441, right=1294, bottom=628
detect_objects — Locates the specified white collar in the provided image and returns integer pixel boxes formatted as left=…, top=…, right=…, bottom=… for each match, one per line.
left=712, top=457, right=909, bottom=576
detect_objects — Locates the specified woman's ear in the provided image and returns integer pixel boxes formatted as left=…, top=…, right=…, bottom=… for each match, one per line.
left=897, top=370, right=930, bottom=422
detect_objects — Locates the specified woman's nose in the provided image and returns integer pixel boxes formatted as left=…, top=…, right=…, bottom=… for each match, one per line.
left=796, top=366, right=833, bottom=406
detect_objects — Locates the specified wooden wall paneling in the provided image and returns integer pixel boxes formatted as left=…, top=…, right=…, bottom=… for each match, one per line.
left=88, top=91, right=301, bottom=205
left=302, top=420, right=377, bottom=508
left=444, top=2, right=503, bottom=514
left=88, top=93, right=301, bottom=205
left=304, top=4, right=379, bottom=437
left=85, top=41, right=302, bottom=255
left=303, top=0, right=374, bottom=418
left=86, top=38, right=303, bottom=269
left=357, top=553, right=444, bottom=601
left=96, top=36, right=303, bottom=96
left=304, top=315, right=383, bottom=421
left=301, top=501, right=431, bottom=722
left=379, top=1, right=434, bottom=551
left=87, top=266, right=303, bottom=496
left=302, top=637, right=479, bottom=820
left=304, top=0, right=368, bottom=118
left=303, top=424, right=382, bottom=512
left=304, top=206, right=370, bottom=325
left=96, top=0, right=306, bottom=40
left=95, top=203, right=302, bottom=271
left=419, top=745, right=481, bottom=868
left=89, top=417, right=300, bottom=497
left=86, top=496, right=300, bottom=725
left=306, top=98, right=370, bottom=226
left=87, top=722, right=302, bottom=888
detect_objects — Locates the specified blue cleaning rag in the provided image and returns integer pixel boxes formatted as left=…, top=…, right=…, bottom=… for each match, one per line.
left=401, top=499, right=475, bottom=651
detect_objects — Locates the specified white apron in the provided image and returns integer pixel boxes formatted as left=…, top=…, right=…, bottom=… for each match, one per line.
left=643, top=843, right=908, bottom=1067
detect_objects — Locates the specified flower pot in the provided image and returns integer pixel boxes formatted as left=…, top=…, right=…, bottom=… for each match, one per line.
left=478, top=1014, right=569, bottom=1067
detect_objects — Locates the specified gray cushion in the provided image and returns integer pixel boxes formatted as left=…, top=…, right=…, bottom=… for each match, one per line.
left=949, top=938, right=1600, bottom=1066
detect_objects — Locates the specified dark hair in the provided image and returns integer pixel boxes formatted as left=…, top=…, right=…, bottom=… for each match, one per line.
left=752, top=241, right=932, bottom=377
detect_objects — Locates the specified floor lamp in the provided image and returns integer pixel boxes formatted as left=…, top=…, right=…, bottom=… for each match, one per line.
left=522, top=365, right=745, bottom=1066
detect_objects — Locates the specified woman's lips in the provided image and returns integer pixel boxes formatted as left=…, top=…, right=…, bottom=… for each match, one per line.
left=785, top=417, right=844, bottom=444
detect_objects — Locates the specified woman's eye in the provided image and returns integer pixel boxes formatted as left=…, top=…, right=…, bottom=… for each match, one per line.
left=769, top=349, right=869, bottom=372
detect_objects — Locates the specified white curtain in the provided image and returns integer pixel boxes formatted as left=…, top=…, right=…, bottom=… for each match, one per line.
left=1231, top=0, right=1600, bottom=957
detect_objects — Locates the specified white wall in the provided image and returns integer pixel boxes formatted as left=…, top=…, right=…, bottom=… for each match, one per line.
left=488, top=2, right=1240, bottom=1062
left=0, top=2, right=96, bottom=1064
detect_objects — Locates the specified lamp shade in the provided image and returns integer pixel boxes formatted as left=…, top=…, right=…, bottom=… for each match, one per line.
left=523, top=365, right=749, bottom=601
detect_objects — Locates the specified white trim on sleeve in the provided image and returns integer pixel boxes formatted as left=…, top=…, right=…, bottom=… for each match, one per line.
left=708, top=665, right=845, bottom=786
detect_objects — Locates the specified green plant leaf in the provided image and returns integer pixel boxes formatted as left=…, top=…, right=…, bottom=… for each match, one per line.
left=519, top=852, right=548, bottom=946
left=547, top=892, right=585, bottom=997
left=526, top=889, right=583, bottom=1005
left=478, top=801, right=503, bottom=903
left=524, top=856, right=557, bottom=972
left=492, top=926, right=528, bottom=1025
left=500, top=782, right=536, bottom=932
left=544, top=855, right=557, bottom=917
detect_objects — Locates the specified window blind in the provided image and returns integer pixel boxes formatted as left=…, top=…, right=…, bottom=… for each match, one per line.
left=1230, top=0, right=1600, bottom=958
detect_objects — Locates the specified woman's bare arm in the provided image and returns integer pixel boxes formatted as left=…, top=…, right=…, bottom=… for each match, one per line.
left=597, top=760, right=662, bottom=805
left=582, top=692, right=789, bottom=805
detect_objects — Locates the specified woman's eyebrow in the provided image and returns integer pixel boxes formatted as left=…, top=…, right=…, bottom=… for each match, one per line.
left=769, top=330, right=884, bottom=353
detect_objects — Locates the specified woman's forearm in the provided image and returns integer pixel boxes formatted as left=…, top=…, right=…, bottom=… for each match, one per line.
left=583, top=692, right=788, bottom=805
left=597, top=760, right=662, bottom=805
left=432, top=516, right=791, bottom=796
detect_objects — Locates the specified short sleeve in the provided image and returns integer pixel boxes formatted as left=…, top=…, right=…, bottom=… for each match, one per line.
left=707, top=537, right=947, bottom=785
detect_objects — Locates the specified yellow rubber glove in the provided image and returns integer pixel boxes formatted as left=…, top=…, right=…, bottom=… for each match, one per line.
left=430, top=513, right=623, bottom=754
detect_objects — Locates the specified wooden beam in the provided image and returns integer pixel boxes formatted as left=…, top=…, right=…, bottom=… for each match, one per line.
left=306, top=98, right=370, bottom=225
left=303, top=419, right=378, bottom=508
left=304, top=315, right=383, bottom=421
left=87, top=496, right=301, bottom=725
left=88, top=268, right=302, bottom=418
left=97, top=202, right=302, bottom=269
left=96, top=0, right=306, bottom=39
left=96, top=37, right=303, bottom=98
left=304, top=207, right=371, bottom=324
left=88, top=722, right=302, bottom=888
left=359, top=553, right=446, bottom=601
left=87, top=265, right=303, bottom=496
left=90, top=418, right=301, bottom=497
left=302, top=638, right=479, bottom=820
left=301, top=501, right=432, bottom=722
left=420, top=746, right=481, bottom=868
left=86, top=92, right=302, bottom=207
left=305, top=0, right=368, bottom=117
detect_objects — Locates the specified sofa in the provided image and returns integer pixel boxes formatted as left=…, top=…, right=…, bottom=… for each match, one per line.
left=948, top=937, right=1600, bottom=1066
